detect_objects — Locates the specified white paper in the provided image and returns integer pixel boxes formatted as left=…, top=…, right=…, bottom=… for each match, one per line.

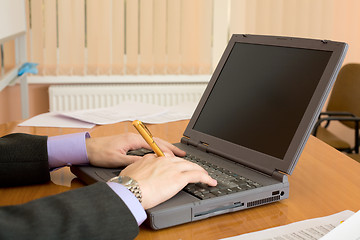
left=18, top=101, right=197, bottom=128
left=18, top=112, right=96, bottom=128
left=61, top=101, right=197, bottom=125
left=141, top=101, right=198, bottom=124
left=222, top=210, right=355, bottom=240
left=320, top=210, right=360, bottom=240
left=60, top=101, right=168, bottom=125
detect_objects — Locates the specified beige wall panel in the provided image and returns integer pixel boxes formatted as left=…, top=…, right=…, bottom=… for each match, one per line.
left=43, top=0, right=57, bottom=75
left=266, top=0, right=283, bottom=36
left=30, top=0, right=44, bottom=75
left=71, top=0, right=86, bottom=75
left=112, top=0, right=125, bottom=74
left=352, top=0, right=360, bottom=64
left=87, top=0, right=98, bottom=75
left=320, top=0, right=335, bottom=40
left=289, top=0, right=309, bottom=37
left=0, top=84, right=49, bottom=124
left=87, top=0, right=112, bottom=75
left=198, top=0, right=212, bottom=74
left=230, top=0, right=246, bottom=36
left=181, top=0, right=199, bottom=74
left=3, top=40, right=15, bottom=73
left=0, top=86, right=13, bottom=123
left=25, top=0, right=31, bottom=62
left=167, top=0, right=181, bottom=74
left=342, top=0, right=360, bottom=64
left=332, top=0, right=358, bottom=64
left=0, top=44, right=2, bottom=77
left=0, top=86, right=10, bottom=123
left=58, top=0, right=72, bottom=75
left=212, top=0, right=229, bottom=70
left=126, top=0, right=139, bottom=74
left=59, top=0, right=85, bottom=75
left=255, top=0, right=272, bottom=35
left=244, top=0, right=257, bottom=34
left=139, top=0, right=153, bottom=74
left=307, top=0, right=323, bottom=39
left=281, top=0, right=297, bottom=37
left=153, top=0, right=166, bottom=74
left=97, top=0, right=112, bottom=75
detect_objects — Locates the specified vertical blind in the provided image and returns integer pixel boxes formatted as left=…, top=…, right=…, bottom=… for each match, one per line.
left=228, top=0, right=360, bottom=64
left=26, top=0, right=213, bottom=76
left=0, top=0, right=360, bottom=78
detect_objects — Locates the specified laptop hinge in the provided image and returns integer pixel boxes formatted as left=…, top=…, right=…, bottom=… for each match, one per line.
left=181, top=136, right=189, bottom=144
left=181, top=137, right=209, bottom=152
left=272, top=170, right=287, bottom=182
left=181, top=136, right=198, bottom=147
left=198, top=142, right=209, bottom=152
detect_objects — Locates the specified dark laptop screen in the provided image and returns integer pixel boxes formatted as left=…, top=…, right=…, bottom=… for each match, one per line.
left=193, top=42, right=332, bottom=159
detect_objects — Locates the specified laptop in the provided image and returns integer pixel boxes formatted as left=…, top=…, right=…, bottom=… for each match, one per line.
left=70, top=34, right=347, bottom=229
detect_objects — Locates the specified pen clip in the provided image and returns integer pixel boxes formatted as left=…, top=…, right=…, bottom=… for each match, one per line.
left=140, top=121, right=153, bottom=138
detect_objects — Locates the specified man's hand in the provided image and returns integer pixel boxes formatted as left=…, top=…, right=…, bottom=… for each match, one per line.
left=85, top=133, right=186, bottom=168
left=120, top=154, right=217, bottom=209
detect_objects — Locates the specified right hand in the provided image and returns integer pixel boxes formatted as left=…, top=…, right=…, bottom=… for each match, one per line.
left=120, top=154, right=217, bottom=210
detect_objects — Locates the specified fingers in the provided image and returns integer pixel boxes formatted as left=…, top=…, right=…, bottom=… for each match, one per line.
left=142, top=155, right=210, bottom=176
left=118, top=155, right=143, bottom=165
left=181, top=170, right=218, bottom=187
left=154, top=137, right=186, bottom=157
left=130, top=134, right=185, bottom=157
left=164, top=157, right=217, bottom=186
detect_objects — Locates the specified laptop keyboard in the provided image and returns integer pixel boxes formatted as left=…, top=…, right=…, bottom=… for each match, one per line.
left=183, top=154, right=262, bottom=200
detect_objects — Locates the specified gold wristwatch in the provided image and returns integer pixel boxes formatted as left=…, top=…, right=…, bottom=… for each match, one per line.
left=108, top=176, right=142, bottom=203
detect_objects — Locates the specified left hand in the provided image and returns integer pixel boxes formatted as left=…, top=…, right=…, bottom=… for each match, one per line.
left=85, top=133, right=186, bottom=168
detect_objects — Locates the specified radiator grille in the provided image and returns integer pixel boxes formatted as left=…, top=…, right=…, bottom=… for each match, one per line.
left=247, top=195, right=281, bottom=208
left=49, top=83, right=207, bottom=112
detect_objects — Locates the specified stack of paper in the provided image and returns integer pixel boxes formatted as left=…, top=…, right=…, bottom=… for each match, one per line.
left=221, top=210, right=359, bottom=240
left=19, top=101, right=198, bottom=128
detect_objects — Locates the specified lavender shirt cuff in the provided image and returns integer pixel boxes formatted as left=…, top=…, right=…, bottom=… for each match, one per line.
left=47, top=132, right=90, bottom=169
left=107, top=182, right=147, bottom=226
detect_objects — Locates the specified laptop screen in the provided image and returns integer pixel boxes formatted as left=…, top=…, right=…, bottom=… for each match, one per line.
left=193, top=42, right=332, bottom=159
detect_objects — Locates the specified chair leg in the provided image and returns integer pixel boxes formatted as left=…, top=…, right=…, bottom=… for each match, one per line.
left=355, top=121, right=359, bottom=154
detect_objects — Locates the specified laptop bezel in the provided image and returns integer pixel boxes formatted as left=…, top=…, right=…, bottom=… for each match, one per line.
left=183, top=34, right=347, bottom=175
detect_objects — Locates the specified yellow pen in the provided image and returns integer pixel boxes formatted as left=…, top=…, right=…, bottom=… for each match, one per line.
left=132, top=120, right=165, bottom=157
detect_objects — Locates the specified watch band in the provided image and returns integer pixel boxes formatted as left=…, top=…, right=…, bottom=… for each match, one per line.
left=108, top=176, right=142, bottom=203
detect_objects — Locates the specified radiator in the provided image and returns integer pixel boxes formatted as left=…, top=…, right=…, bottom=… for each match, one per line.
left=49, top=83, right=207, bottom=112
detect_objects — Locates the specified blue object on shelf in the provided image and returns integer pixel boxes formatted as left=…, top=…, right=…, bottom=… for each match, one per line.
left=18, top=62, right=38, bottom=76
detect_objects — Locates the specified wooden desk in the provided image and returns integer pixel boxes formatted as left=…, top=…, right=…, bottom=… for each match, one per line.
left=1, top=121, right=360, bottom=239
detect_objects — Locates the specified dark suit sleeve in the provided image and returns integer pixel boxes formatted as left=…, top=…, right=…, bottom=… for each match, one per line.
left=0, top=182, right=139, bottom=240
left=0, top=133, right=50, bottom=187
left=0, top=133, right=140, bottom=239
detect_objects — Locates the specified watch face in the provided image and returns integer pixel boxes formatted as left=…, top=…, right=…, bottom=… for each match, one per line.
left=120, top=176, right=133, bottom=185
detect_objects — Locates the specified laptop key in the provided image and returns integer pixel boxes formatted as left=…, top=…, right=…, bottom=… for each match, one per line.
left=230, top=186, right=245, bottom=192
left=211, top=189, right=227, bottom=196
left=193, top=191, right=205, bottom=199
left=183, top=155, right=262, bottom=199
left=223, top=188, right=235, bottom=194
left=202, top=193, right=216, bottom=199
